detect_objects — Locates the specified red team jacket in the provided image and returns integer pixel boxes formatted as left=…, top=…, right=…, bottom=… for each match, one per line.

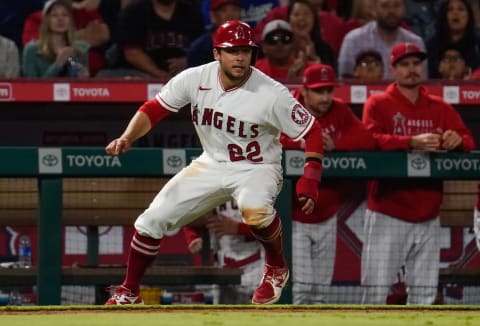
left=363, top=83, right=476, bottom=222
left=282, top=92, right=376, bottom=223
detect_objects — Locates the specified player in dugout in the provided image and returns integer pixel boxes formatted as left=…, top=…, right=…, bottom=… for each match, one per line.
left=104, top=20, right=324, bottom=305
left=361, top=42, right=476, bottom=305
left=281, top=63, right=376, bottom=303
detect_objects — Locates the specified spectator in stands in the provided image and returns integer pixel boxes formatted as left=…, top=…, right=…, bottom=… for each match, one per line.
left=472, top=67, right=480, bottom=79
left=426, top=0, right=480, bottom=79
left=255, top=19, right=313, bottom=80
left=281, top=64, right=376, bottom=304
left=338, top=0, right=426, bottom=80
left=22, top=0, right=90, bottom=78
left=200, top=0, right=279, bottom=29
left=404, top=0, right=440, bottom=41
left=437, top=44, right=472, bottom=80
left=0, top=0, right=44, bottom=50
left=23, top=0, right=110, bottom=77
left=0, top=35, right=20, bottom=77
left=71, top=0, right=130, bottom=42
left=183, top=200, right=265, bottom=304
left=351, top=49, right=384, bottom=82
left=344, top=0, right=376, bottom=33
left=187, top=0, right=242, bottom=67
left=469, top=0, right=480, bottom=31
left=253, top=0, right=346, bottom=57
left=361, top=42, right=476, bottom=305
left=98, top=0, right=205, bottom=79
left=288, top=0, right=336, bottom=69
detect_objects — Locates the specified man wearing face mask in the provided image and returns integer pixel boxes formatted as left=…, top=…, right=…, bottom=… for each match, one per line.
left=280, top=64, right=376, bottom=303
left=112, top=0, right=205, bottom=79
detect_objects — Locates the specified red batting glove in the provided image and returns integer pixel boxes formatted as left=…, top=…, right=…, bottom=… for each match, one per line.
left=295, top=160, right=322, bottom=204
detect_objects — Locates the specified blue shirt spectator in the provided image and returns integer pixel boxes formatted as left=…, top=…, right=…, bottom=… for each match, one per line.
left=200, top=0, right=279, bottom=28
left=0, top=0, right=44, bottom=49
left=187, top=0, right=242, bottom=67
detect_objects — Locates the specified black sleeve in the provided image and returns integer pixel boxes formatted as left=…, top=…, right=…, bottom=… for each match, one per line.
left=317, top=41, right=337, bottom=72
left=116, top=0, right=147, bottom=46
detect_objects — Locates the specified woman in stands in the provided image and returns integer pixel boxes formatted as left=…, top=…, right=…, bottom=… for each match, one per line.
left=287, top=0, right=336, bottom=70
left=427, top=0, right=480, bottom=78
left=22, top=0, right=90, bottom=78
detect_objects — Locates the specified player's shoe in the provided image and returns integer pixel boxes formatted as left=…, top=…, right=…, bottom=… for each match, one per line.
left=104, top=285, right=144, bottom=305
left=251, top=264, right=289, bottom=304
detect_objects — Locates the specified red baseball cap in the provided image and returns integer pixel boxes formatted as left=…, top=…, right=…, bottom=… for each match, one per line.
left=390, top=42, right=427, bottom=66
left=302, top=64, right=336, bottom=89
left=211, top=0, right=241, bottom=11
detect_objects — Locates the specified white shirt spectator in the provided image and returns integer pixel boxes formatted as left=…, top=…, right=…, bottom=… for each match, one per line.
left=0, top=35, right=20, bottom=77
left=338, top=21, right=427, bottom=80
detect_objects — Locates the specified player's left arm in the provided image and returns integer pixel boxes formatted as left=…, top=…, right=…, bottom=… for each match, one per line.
left=441, top=104, right=476, bottom=151
left=296, top=120, right=324, bottom=214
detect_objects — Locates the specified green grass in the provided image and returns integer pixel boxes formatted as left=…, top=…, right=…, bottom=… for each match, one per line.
left=1, top=305, right=479, bottom=325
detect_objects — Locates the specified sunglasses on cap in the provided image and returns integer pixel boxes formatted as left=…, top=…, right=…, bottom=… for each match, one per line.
left=264, top=33, right=293, bottom=45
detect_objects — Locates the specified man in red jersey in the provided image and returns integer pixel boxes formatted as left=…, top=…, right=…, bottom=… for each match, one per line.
left=361, top=42, right=476, bottom=304
left=281, top=64, right=376, bottom=303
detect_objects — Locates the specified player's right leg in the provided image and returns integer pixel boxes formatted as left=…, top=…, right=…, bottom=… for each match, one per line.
left=230, top=163, right=289, bottom=304
left=105, top=155, right=229, bottom=305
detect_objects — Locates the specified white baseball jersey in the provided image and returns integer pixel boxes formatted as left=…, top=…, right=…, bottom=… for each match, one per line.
left=156, top=61, right=314, bottom=164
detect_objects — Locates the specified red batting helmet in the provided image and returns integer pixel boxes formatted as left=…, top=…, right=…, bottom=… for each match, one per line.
left=213, top=20, right=257, bottom=48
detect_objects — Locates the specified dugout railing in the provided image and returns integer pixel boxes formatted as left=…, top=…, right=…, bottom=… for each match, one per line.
left=1, top=147, right=480, bottom=304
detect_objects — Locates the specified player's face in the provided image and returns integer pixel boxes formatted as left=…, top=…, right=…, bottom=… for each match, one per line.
left=48, top=5, right=71, bottom=34
left=214, top=46, right=253, bottom=83
left=301, top=86, right=334, bottom=117
left=391, top=56, right=423, bottom=89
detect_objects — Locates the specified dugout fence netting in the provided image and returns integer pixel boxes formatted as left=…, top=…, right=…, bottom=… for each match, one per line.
left=0, top=177, right=479, bottom=305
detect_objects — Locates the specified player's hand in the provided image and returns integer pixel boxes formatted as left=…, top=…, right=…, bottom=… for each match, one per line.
left=323, top=132, right=335, bottom=151
left=296, top=176, right=319, bottom=215
left=187, top=238, right=203, bottom=254
left=409, top=133, right=441, bottom=151
left=105, top=137, right=131, bottom=156
left=298, top=195, right=315, bottom=214
left=441, top=130, right=462, bottom=150
left=206, top=214, right=239, bottom=236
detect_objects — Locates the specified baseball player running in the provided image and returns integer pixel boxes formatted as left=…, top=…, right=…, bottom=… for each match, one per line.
left=104, top=20, right=324, bottom=305
left=361, top=42, right=476, bottom=304
left=281, top=64, right=376, bottom=303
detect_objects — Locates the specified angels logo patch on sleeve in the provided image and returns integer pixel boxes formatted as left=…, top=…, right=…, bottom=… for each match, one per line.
left=291, top=104, right=310, bottom=125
